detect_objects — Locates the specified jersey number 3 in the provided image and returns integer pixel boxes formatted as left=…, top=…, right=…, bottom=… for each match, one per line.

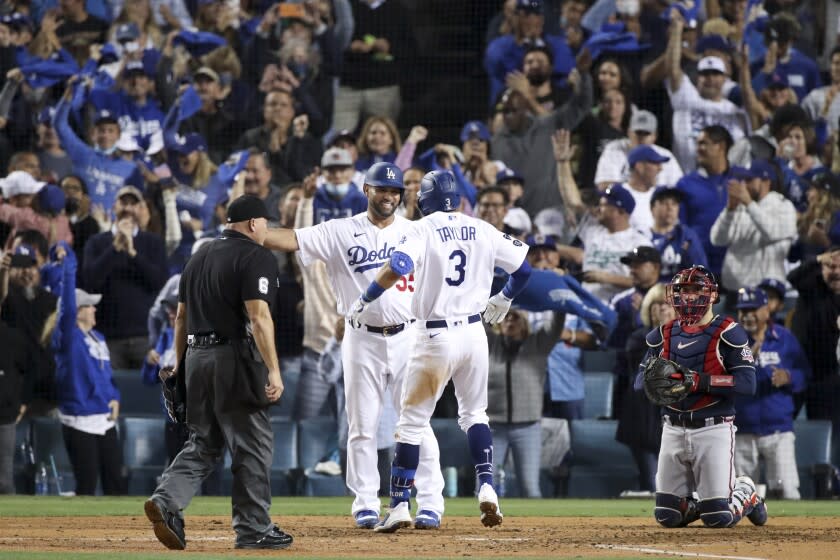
left=445, top=250, right=466, bottom=286
left=395, top=273, right=415, bottom=292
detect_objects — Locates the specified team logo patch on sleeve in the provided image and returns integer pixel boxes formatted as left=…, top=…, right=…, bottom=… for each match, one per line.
left=740, top=346, right=755, bottom=363
left=258, top=277, right=269, bottom=294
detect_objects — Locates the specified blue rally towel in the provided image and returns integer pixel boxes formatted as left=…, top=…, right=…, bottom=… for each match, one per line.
left=660, top=1, right=700, bottom=27
left=173, top=30, right=227, bottom=56
left=178, top=86, right=202, bottom=121
left=216, top=150, right=250, bottom=184
left=583, top=26, right=650, bottom=61
left=512, top=269, right=618, bottom=343
left=17, top=48, right=79, bottom=88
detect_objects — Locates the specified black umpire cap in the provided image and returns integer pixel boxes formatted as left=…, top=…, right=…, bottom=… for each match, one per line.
left=227, top=195, right=271, bottom=223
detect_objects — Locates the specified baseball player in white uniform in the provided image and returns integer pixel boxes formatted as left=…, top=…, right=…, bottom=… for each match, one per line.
left=348, top=170, right=532, bottom=532
left=263, top=163, right=445, bottom=529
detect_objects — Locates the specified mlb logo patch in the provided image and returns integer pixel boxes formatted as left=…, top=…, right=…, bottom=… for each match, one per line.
left=740, top=346, right=754, bottom=364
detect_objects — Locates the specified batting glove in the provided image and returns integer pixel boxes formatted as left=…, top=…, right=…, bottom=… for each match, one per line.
left=347, top=295, right=367, bottom=328
left=483, top=292, right=513, bottom=325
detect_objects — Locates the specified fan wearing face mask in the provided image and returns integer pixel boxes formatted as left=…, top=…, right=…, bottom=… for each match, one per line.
left=309, top=148, right=368, bottom=225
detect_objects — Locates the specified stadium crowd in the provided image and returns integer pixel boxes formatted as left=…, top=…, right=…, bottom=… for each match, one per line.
left=0, top=0, right=839, bottom=501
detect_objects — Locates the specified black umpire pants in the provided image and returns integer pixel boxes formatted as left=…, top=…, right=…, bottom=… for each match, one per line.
left=151, top=344, right=274, bottom=539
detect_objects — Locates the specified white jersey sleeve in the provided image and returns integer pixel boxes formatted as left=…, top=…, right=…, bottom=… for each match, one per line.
left=491, top=225, right=529, bottom=274
left=295, top=221, right=338, bottom=267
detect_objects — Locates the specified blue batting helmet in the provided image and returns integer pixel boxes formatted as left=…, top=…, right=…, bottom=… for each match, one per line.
left=364, top=162, right=404, bottom=189
left=418, top=170, right=460, bottom=216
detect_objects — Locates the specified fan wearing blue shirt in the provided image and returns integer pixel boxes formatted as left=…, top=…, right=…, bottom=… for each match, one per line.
left=484, top=0, right=575, bottom=107
left=674, top=125, right=737, bottom=279
left=648, top=187, right=707, bottom=282
left=734, top=287, right=809, bottom=500
left=53, top=85, right=144, bottom=211
left=750, top=13, right=821, bottom=103
left=89, top=59, right=164, bottom=147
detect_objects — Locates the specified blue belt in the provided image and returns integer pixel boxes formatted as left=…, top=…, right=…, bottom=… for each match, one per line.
left=425, top=314, right=481, bottom=329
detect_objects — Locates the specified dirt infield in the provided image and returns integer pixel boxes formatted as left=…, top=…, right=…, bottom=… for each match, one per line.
left=1, top=515, right=839, bottom=559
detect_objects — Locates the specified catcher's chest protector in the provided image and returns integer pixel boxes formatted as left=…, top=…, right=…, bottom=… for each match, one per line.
left=662, top=317, right=734, bottom=411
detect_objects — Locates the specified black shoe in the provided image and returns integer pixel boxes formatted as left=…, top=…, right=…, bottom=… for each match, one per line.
left=235, top=525, right=293, bottom=550
left=144, top=498, right=186, bottom=550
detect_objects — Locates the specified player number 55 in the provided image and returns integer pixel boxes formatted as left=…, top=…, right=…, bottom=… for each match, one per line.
left=395, top=273, right=415, bottom=292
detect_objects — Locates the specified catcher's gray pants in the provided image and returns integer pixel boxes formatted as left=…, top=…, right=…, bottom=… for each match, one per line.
left=151, top=345, right=274, bottom=539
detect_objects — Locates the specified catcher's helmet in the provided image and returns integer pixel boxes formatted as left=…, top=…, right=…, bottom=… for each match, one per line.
left=364, top=162, right=404, bottom=190
left=665, top=265, right=719, bottom=326
left=418, top=170, right=460, bottom=216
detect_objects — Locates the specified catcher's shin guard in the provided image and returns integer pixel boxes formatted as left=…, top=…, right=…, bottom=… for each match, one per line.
left=654, top=493, right=699, bottom=528
left=699, top=498, right=736, bottom=528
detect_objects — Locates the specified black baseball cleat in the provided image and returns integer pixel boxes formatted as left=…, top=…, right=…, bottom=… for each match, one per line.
left=144, top=498, right=186, bottom=550
left=235, top=525, right=294, bottom=549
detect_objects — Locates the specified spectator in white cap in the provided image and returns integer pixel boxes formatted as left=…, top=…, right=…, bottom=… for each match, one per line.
left=665, top=10, right=748, bottom=171
left=306, top=147, right=368, bottom=225
left=594, top=110, right=683, bottom=190
left=0, top=172, right=73, bottom=246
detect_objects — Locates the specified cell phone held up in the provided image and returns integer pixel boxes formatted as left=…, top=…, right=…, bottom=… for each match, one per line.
left=278, top=3, right=305, bottom=18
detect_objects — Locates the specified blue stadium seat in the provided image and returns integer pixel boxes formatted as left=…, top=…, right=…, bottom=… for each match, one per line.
left=431, top=418, right=472, bottom=468
left=30, top=417, right=76, bottom=494
left=567, top=419, right=637, bottom=498
left=581, top=349, right=616, bottom=373
left=296, top=416, right=344, bottom=497
left=113, top=369, right=161, bottom=415
left=121, top=416, right=167, bottom=495
left=793, top=420, right=833, bottom=499
left=583, top=372, right=614, bottom=419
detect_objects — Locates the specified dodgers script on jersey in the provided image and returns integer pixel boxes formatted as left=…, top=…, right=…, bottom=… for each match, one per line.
left=397, top=212, right=528, bottom=320
left=295, top=213, right=414, bottom=325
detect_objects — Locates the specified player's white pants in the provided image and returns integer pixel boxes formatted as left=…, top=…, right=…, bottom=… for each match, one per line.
left=341, top=322, right=445, bottom=516
left=656, top=420, right=737, bottom=500
left=735, top=431, right=800, bottom=499
left=397, top=319, right=490, bottom=445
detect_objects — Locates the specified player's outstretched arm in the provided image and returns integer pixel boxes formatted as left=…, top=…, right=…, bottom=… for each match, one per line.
left=348, top=251, right=414, bottom=326
left=263, top=228, right=300, bottom=252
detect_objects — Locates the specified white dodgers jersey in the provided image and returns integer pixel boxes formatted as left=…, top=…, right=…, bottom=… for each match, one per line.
left=295, top=213, right=414, bottom=325
left=397, top=212, right=528, bottom=320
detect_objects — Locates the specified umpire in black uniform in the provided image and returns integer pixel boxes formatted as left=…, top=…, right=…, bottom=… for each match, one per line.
left=144, top=195, right=293, bottom=550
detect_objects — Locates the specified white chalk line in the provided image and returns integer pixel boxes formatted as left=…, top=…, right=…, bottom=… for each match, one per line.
left=595, top=544, right=770, bottom=560
left=459, top=537, right=530, bottom=542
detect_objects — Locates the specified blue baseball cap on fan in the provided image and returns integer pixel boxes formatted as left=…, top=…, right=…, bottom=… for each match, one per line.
left=744, top=159, right=776, bottom=181
left=515, top=0, right=543, bottom=13
left=736, top=287, right=769, bottom=310
left=627, top=145, right=670, bottom=168
left=171, top=133, right=207, bottom=154
left=460, top=121, right=491, bottom=143
left=758, top=278, right=786, bottom=299
left=496, top=168, right=524, bottom=185
left=601, top=183, right=636, bottom=214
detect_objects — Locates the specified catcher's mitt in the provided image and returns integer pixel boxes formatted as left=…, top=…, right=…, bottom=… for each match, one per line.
left=160, top=366, right=186, bottom=423
left=642, top=356, right=696, bottom=406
